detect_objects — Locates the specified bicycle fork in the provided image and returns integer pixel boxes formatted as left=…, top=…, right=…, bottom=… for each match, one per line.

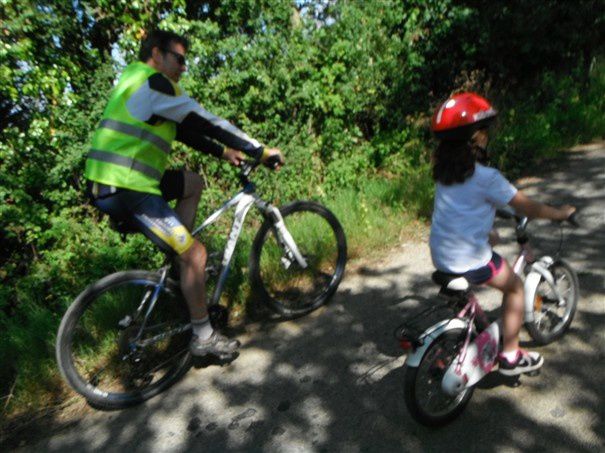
left=258, top=201, right=308, bottom=270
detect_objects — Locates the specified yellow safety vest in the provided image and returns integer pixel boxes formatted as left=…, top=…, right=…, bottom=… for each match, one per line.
left=84, top=62, right=178, bottom=195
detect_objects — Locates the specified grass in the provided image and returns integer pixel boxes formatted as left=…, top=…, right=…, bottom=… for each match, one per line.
left=325, top=171, right=434, bottom=261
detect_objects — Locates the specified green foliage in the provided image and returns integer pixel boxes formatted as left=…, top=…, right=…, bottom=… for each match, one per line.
left=490, top=60, right=605, bottom=176
left=1, top=0, right=604, bottom=420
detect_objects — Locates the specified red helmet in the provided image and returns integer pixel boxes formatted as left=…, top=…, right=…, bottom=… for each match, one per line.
left=431, top=92, right=497, bottom=140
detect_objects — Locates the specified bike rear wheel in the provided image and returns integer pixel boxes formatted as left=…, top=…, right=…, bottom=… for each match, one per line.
left=250, top=201, right=347, bottom=318
left=56, top=271, right=192, bottom=409
left=526, top=259, right=579, bottom=345
left=404, top=329, right=474, bottom=427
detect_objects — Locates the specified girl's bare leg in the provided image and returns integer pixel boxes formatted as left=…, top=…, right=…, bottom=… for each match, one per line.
left=487, top=260, right=524, bottom=352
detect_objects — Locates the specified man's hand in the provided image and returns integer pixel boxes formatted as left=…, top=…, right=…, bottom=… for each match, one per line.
left=222, top=148, right=246, bottom=167
left=261, top=148, right=285, bottom=169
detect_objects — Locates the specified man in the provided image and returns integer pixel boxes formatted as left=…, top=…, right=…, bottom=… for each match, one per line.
left=84, top=29, right=283, bottom=358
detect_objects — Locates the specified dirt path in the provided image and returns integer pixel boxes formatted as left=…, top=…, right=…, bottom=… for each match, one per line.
left=6, top=143, right=605, bottom=452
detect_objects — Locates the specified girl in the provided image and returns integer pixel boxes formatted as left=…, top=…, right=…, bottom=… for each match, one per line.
left=429, top=92, right=575, bottom=376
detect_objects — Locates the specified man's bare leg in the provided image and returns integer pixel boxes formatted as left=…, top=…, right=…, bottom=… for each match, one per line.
left=179, top=240, right=208, bottom=321
left=175, top=171, right=203, bottom=230
left=174, top=171, right=239, bottom=355
left=172, top=170, right=207, bottom=319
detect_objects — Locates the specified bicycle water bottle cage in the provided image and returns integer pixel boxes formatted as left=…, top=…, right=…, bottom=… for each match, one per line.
left=432, top=271, right=470, bottom=302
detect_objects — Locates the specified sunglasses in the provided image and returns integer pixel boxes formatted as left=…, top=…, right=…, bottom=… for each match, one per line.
left=162, top=48, right=186, bottom=66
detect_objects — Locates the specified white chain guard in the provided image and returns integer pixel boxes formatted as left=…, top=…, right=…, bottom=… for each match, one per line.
left=441, top=321, right=500, bottom=396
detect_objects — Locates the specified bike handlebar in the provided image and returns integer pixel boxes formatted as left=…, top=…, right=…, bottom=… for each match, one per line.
left=237, top=156, right=283, bottom=188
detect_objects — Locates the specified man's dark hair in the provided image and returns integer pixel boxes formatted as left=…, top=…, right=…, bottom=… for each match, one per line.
left=138, top=29, right=189, bottom=62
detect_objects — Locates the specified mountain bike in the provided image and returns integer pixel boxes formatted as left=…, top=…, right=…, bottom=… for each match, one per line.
left=396, top=209, right=578, bottom=426
left=56, top=160, right=347, bottom=409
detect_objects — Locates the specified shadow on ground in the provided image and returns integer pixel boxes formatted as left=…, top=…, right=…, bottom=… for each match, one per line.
left=3, top=147, right=604, bottom=452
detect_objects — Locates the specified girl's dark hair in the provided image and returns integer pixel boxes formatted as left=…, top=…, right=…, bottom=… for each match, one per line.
left=432, top=140, right=476, bottom=185
left=138, top=30, right=189, bottom=62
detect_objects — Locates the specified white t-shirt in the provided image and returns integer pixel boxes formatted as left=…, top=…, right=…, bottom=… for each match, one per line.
left=429, top=163, right=518, bottom=273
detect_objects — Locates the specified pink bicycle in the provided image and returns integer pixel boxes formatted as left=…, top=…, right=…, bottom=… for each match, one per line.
left=397, top=209, right=579, bottom=426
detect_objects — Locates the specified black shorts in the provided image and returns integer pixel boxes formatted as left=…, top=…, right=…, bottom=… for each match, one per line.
left=87, top=170, right=194, bottom=256
left=462, top=252, right=504, bottom=285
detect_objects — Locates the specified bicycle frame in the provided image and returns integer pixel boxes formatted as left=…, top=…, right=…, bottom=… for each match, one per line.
left=129, top=167, right=309, bottom=346
left=190, top=184, right=308, bottom=307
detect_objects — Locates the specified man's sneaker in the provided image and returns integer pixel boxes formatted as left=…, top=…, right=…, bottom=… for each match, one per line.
left=189, top=331, right=240, bottom=358
left=498, top=349, right=544, bottom=376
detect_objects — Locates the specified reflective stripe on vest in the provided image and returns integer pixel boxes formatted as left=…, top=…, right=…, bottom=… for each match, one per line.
left=88, top=149, right=162, bottom=181
left=99, top=119, right=171, bottom=155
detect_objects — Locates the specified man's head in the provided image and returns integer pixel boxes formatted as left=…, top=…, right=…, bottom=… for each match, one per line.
left=139, top=30, right=189, bottom=82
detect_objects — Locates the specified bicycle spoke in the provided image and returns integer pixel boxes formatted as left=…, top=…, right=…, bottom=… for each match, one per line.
left=59, top=273, right=192, bottom=406
left=252, top=201, right=346, bottom=317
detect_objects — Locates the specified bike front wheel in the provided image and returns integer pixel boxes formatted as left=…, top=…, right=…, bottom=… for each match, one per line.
left=526, top=259, right=579, bottom=345
left=250, top=201, right=347, bottom=318
left=403, top=329, right=474, bottom=427
left=56, top=270, right=192, bottom=409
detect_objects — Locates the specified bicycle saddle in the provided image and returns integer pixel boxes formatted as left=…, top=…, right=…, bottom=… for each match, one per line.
left=431, top=271, right=470, bottom=291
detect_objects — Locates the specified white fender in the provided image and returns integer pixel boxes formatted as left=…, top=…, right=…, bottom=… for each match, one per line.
left=405, top=318, right=469, bottom=367
left=523, top=256, right=555, bottom=323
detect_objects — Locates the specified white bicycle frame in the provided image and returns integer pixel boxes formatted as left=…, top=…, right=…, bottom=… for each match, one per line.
left=125, top=162, right=310, bottom=346
left=191, top=188, right=308, bottom=306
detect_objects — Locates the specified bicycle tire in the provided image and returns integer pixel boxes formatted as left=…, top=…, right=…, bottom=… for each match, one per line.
left=403, top=329, right=474, bottom=427
left=56, top=270, right=192, bottom=409
left=525, top=259, right=579, bottom=345
left=249, top=201, right=347, bottom=318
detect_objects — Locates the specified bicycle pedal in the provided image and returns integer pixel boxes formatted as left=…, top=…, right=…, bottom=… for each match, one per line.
left=525, top=369, right=541, bottom=377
